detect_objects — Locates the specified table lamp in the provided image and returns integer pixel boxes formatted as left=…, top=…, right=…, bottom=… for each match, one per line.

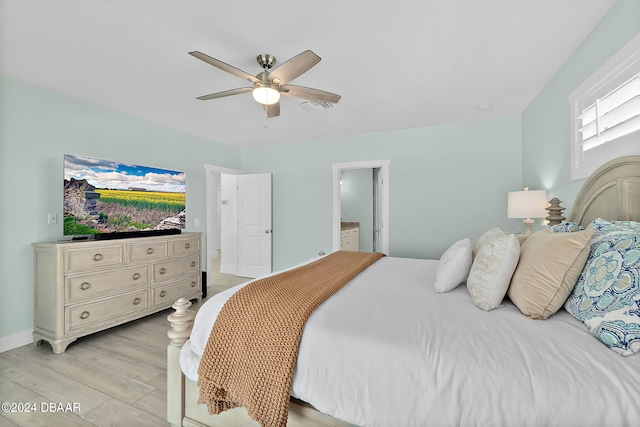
left=508, top=188, right=548, bottom=235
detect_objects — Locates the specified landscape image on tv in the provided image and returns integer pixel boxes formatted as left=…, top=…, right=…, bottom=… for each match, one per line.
left=63, top=154, right=186, bottom=237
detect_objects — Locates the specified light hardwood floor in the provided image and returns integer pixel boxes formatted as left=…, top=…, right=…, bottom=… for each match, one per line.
left=0, top=298, right=206, bottom=427
left=0, top=258, right=251, bottom=427
left=208, top=251, right=252, bottom=294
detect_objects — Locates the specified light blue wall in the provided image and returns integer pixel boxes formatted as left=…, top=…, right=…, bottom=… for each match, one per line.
left=0, top=75, right=241, bottom=339
left=522, top=0, right=640, bottom=210
left=242, top=116, right=523, bottom=271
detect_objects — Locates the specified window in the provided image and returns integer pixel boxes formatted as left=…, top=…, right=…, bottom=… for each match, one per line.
left=569, top=33, right=640, bottom=180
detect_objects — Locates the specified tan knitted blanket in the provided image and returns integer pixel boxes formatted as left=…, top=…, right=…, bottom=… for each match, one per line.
left=197, top=250, right=385, bottom=427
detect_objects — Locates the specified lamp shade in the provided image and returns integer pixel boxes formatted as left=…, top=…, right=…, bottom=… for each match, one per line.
left=507, top=189, right=548, bottom=219
left=252, top=84, right=280, bottom=105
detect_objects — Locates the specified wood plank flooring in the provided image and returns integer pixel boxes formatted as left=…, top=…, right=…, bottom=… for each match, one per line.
left=208, top=251, right=252, bottom=295
left=0, top=298, right=206, bottom=427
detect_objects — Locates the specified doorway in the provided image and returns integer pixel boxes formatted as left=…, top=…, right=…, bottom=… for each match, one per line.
left=205, top=165, right=242, bottom=293
left=205, top=165, right=272, bottom=294
left=332, top=160, right=390, bottom=254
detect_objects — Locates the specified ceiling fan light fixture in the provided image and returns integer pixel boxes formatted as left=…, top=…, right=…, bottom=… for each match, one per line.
left=252, top=83, right=280, bottom=105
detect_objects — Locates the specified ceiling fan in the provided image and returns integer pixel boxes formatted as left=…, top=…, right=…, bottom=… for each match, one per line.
left=189, top=50, right=341, bottom=118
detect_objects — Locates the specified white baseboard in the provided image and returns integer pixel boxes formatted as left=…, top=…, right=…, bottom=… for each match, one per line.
left=0, top=330, right=33, bottom=353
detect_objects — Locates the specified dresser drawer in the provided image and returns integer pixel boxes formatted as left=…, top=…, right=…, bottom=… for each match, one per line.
left=340, top=236, right=352, bottom=251
left=152, top=255, right=200, bottom=283
left=152, top=276, right=200, bottom=307
left=65, top=266, right=147, bottom=303
left=128, top=241, right=168, bottom=262
left=65, top=290, right=148, bottom=332
left=64, top=245, right=124, bottom=273
left=172, top=237, right=200, bottom=257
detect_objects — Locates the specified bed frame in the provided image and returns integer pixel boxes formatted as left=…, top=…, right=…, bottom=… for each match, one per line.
left=166, top=155, right=640, bottom=427
left=167, top=298, right=351, bottom=427
left=568, top=155, right=640, bottom=226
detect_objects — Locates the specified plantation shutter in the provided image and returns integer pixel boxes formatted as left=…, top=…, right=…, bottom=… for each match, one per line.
left=569, top=33, right=640, bottom=180
left=577, top=72, right=640, bottom=152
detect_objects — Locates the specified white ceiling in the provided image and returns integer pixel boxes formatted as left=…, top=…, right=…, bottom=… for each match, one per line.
left=0, top=0, right=617, bottom=148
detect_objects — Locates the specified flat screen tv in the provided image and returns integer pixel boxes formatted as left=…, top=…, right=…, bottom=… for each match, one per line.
left=63, top=154, right=186, bottom=240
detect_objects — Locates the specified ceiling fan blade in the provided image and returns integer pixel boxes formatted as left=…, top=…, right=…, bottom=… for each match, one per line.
left=268, top=50, right=321, bottom=84
left=189, top=51, right=259, bottom=83
left=196, top=87, right=252, bottom=101
left=280, top=84, right=341, bottom=104
left=265, top=101, right=280, bottom=118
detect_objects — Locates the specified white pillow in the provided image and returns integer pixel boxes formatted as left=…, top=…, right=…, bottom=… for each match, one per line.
left=434, top=238, right=472, bottom=293
left=467, top=228, right=520, bottom=311
left=472, top=227, right=507, bottom=257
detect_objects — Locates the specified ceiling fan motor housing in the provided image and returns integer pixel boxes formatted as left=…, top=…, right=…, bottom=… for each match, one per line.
left=257, top=54, right=276, bottom=69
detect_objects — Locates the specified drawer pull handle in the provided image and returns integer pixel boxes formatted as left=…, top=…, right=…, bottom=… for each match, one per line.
left=191, top=261, right=196, bottom=268
left=133, top=298, right=142, bottom=305
left=93, top=253, right=103, bottom=262
left=80, top=311, right=90, bottom=320
left=159, top=267, right=166, bottom=274
left=191, top=281, right=196, bottom=288
left=132, top=273, right=141, bottom=280
left=80, top=282, right=91, bottom=291
left=146, top=248, right=154, bottom=254
left=159, top=291, right=167, bottom=298
left=185, top=243, right=190, bottom=249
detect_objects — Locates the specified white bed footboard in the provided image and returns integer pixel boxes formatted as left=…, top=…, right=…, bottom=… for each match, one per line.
left=167, top=297, right=354, bottom=427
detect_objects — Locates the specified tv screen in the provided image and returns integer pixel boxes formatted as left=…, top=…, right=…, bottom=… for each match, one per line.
left=63, top=154, right=186, bottom=239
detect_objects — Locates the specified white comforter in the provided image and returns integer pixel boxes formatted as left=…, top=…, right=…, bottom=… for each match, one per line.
left=180, top=256, right=640, bottom=427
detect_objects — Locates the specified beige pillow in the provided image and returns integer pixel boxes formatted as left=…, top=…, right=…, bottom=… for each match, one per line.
left=508, top=229, right=594, bottom=320
left=515, top=234, right=530, bottom=246
left=468, top=228, right=520, bottom=311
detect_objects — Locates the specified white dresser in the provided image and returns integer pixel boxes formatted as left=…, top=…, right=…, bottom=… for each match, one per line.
left=32, top=232, right=202, bottom=353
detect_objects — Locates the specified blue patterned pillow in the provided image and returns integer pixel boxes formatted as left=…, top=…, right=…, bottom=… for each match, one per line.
left=586, top=218, right=634, bottom=234
left=565, top=226, right=640, bottom=356
left=613, top=220, right=640, bottom=232
left=535, top=222, right=584, bottom=233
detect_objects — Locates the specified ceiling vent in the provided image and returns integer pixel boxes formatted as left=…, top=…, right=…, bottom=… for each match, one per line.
left=298, top=100, right=335, bottom=112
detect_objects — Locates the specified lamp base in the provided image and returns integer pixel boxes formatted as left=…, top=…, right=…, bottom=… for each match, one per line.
left=523, top=218, right=535, bottom=235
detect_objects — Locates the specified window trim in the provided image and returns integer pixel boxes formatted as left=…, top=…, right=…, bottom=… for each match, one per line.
left=569, top=33, right=640, bottom=181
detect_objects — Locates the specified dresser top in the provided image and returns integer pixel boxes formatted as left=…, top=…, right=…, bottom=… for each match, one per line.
left=33, top=231, right=202, bottom=248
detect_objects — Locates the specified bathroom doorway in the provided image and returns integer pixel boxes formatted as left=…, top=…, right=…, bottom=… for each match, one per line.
left=332, top=160, right=389, bottom=254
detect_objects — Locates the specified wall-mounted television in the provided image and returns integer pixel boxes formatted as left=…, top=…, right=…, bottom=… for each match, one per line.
left=63, top=154, right=186, bottom=240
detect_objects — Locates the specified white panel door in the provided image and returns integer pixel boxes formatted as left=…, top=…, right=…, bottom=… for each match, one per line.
left=237, top=173, right=272, bottom=278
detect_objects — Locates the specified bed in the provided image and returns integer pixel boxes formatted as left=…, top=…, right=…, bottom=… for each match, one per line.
left=167, top=155, right=640, bottom=427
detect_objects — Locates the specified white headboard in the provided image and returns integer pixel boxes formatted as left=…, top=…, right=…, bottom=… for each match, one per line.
left=568, top=155, right=640, bottom=228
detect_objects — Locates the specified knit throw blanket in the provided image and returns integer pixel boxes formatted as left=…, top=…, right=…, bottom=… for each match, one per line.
left=197, top=250, right=385, bottom=427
